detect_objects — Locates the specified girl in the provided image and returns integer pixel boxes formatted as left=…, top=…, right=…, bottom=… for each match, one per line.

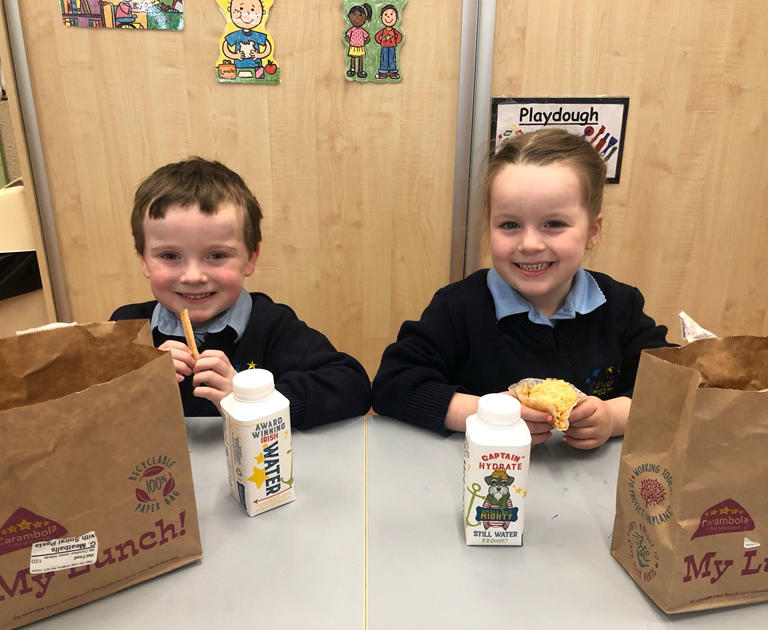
left=372, top=128, right=672, bottom=449
left=345, top=4, right=372, bottom=78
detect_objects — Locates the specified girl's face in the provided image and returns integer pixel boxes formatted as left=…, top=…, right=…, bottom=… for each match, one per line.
left=488, top=163, right=601, bottom=317
left=349, top=9, right=366, bottom=27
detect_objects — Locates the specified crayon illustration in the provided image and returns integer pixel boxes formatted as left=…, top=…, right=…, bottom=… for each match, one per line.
left=217, top=0, right=279, bottom=84
left=60, top=0, right=184, bottom=30
left=341, top=0, right=406, bottom=84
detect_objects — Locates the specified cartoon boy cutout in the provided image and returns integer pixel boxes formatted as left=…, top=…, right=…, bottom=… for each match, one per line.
left=222, top=1, right=272, bottom=79
left=374, top=4, right=403, bottom=80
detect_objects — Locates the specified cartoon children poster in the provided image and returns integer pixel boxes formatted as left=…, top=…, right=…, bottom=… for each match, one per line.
left=216, top=0, right=279, bottom=84
left=60, top=0, right=184, bottom=30
left=341, top=1, right=406, bottom=83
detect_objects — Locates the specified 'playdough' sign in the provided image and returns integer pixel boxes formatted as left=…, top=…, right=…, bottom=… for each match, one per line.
left=491, top=97, right=629, bottom=183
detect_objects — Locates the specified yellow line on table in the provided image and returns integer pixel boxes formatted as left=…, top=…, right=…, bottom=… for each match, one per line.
left=363, top=414, right=368, bottom=630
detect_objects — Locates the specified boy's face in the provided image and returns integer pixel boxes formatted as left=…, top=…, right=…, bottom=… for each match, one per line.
left=139, top=202, right=258, bottom=327
left=230, top=1, right=263, bottom=30
left=381, top=8, right=397, bottom=27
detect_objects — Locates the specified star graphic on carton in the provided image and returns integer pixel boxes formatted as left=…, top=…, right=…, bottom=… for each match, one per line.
left=18, top=519, right=32, bottom=531
left=248, top=453, right=266, bottom=488
left=247, top=362, right=257, bottom=369
left=515, top=487, right=523, bottom=494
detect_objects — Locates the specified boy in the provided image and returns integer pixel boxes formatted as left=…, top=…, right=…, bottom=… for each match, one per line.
left=111, top=157, right=371, bottom=429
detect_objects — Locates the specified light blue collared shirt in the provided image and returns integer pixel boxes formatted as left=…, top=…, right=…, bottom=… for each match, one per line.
left=486, top=266, right=606, bottom=328
left=150, top=288, right=253, bottom=343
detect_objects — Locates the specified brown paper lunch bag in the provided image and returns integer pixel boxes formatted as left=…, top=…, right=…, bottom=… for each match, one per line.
left=0, top=321, right=202, bottom=629
left=610, top=336, right=768, bottom=613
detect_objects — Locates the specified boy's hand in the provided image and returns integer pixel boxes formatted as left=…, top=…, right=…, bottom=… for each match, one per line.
left=191, top=350, right=237, bottom=410
left=563, top=396, right=614, bottom=450
left=158, top=340, right=195, bottom=383
left=520, top=405, right=553, bottom=447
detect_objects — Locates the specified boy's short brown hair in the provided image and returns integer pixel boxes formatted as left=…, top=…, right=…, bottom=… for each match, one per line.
left=131, top=157, right=263, bottom=255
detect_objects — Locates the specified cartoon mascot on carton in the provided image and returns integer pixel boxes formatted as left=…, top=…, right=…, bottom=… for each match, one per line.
left=482, top=469, right=514, bottom=530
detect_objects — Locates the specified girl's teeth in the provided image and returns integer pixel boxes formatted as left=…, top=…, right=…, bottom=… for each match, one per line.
left=518, top=263, right=551, bottom=271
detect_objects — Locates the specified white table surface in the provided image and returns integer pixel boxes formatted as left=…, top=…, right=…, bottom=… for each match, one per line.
left=26, top=415, right=767, bottom=629
left=365, top=415, right=768, bottom=629
left=30, top=416, right=365, bottom=630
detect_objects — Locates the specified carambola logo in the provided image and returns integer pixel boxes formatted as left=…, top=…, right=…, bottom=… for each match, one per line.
left=691, top=499, right=755, bottom=540
left=0, top=508, right=67, bottom=557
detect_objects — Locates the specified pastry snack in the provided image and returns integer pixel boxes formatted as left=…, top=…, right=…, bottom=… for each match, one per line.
left=179, top=309, right=200, bottom=360
left=508, top=378, right=586, bottom=431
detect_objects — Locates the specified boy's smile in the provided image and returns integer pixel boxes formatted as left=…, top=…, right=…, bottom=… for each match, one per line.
left=139, top=202, right=258, bottom=327
left=489, top=163, right=601, bottom=318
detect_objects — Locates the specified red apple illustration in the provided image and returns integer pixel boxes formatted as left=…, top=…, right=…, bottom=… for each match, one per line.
left=265, top=60, right=277, bottom=75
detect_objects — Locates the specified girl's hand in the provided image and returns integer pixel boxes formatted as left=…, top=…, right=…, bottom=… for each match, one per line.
left=520, top=405, right=553, bottom=446
left=191, top=350, right=238, bottom=410
left=158, top=339, right=195, bottom=383
left=563, top=396, right=614, bottom=450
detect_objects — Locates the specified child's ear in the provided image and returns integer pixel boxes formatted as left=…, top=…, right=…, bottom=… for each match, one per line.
left=586, top=214, right=603, bottom=250
left=138, top=254, right=151, bottom=279
left=245, top=244, right=260, bottom=276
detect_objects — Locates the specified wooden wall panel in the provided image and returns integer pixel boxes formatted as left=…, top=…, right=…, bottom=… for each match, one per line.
left=17, top=1, right=462, bottom=375
left=491, top=0, right=768, bottom=338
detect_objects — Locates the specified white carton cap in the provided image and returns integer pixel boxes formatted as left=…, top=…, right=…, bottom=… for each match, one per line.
left=477, top=393, right=522, bottom=428
left=233, top=368, right=275, bottom=402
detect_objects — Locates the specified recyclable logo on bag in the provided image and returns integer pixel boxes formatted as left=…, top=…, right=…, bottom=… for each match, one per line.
left=626, top=462, right=673, bottom=527
left=691, top=499, right=755, bottom=540
left=128, top=455, right=180, bottom=514
left=0, top=508, right=67, bottom=558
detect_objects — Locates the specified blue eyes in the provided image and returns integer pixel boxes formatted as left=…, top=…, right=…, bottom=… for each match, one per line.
left=497, top=221, right=567, bottom=230
left=158, top=253, right=229, bottom=261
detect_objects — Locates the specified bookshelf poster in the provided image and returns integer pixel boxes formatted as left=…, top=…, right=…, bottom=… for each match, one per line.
left=216, top=0, right=279, bottom=84
left=60, top=1, right=185, bottom=30
left=490, top=97, right=630, bottom=183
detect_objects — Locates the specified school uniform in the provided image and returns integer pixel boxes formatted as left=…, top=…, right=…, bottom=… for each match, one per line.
left=111, top=289, right=371, bottom=428
left=371, top=268, right=673, bottom=435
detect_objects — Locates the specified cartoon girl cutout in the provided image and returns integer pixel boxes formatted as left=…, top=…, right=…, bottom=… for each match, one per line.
left=345, top=4, right=372, bottom=79
left=375, top=4, right=403, bottom=80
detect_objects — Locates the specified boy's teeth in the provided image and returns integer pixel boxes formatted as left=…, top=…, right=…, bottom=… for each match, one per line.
left=182, top=293, right=212, bottom=299
left=518, top=263, right=551, bottom=271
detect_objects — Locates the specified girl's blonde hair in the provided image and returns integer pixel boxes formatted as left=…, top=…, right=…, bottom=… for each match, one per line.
left=483, top=128, right=607, bottom=227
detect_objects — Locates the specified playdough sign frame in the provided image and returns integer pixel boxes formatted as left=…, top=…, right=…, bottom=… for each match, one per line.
left=490, top=97, right=630, bottom=184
